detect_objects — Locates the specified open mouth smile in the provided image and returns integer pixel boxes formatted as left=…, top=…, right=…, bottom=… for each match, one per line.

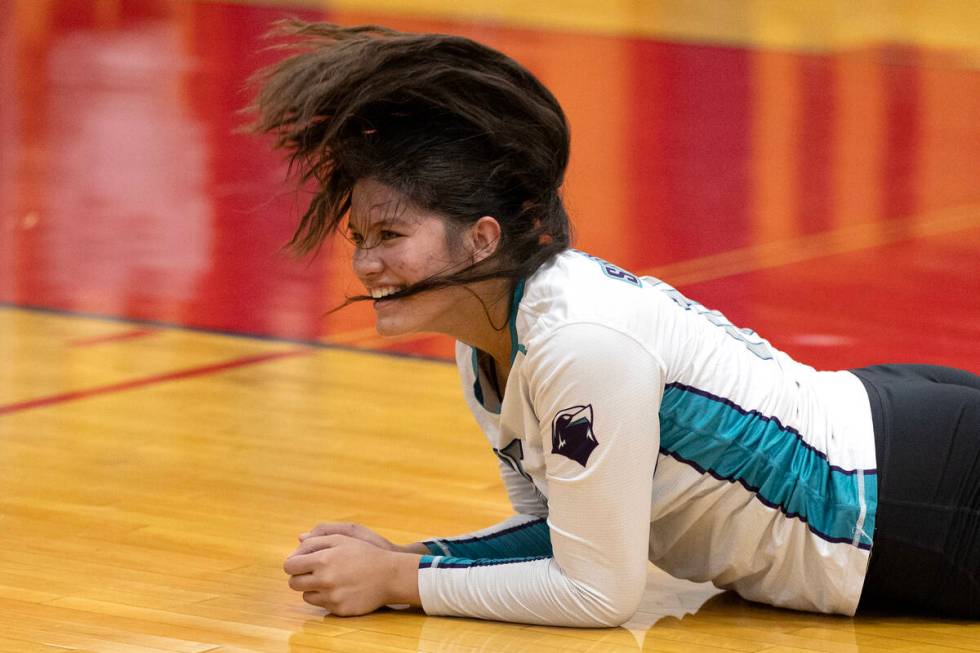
left=369, top=285, right=405, bottom=301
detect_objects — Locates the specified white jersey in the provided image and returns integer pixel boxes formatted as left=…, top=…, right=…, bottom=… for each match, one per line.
left=417, top=250, right=877, bottom=626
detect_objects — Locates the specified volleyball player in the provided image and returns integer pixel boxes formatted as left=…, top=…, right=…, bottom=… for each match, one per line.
left=249, top=22, right=980, bottom=625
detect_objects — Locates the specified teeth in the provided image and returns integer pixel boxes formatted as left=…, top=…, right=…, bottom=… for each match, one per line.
left=370, top=286, right=403, bottom=299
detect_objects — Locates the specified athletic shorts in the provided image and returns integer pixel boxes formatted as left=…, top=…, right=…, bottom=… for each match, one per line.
left=851, top=364, right=980, bottom=618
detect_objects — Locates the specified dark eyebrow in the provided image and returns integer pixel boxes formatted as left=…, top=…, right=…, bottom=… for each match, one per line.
left=347, top=211, right=410, bottom=234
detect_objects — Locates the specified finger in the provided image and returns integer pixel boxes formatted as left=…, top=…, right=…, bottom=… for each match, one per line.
left=290, top=535, right=341, bottom=558
left=288, top=572, right=322, bottom=592
left=284, top=551, right=329, bottom=576
left=289, top=534, right=347, bottom=558
left=302, top=522, right=356, bottom=541
left=302, top=590, right=330, bottom=608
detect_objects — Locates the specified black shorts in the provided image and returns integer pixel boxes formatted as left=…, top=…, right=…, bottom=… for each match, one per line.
left=851, top=364, right=980, bottom=618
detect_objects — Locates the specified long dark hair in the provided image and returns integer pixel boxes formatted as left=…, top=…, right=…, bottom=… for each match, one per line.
left=247, top=20, right=572, bottom=307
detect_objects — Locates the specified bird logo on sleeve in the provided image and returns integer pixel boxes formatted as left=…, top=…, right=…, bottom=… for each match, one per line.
left=551, top=404, right=599, bottom=466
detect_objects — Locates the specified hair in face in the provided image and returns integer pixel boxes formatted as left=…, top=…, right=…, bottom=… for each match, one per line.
left=247, top=20, right=572, bottom=305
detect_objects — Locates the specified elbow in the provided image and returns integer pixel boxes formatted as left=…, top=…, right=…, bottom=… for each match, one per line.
left=565, top=577, right=645, bottom=628
left=609, top=600, right=643, bottom=627
left=594, top=593, right=643, bottom=628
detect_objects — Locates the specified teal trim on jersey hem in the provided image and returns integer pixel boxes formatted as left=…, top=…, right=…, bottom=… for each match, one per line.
left=509, top=278, right=527, bottom=364
left=436, top=519, right=552, bottom=559
left=418, top=555, right=437, bottom=569
left=659, top=384, right=877, bottom=548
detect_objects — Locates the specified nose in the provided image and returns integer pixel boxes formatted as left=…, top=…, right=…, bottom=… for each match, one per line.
left=352, top=244, right=384, bottom=283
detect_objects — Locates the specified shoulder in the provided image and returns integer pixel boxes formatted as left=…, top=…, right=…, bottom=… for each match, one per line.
left=519, top=321, right=667, bottom=406
left=517, top=250, right=680, bottom=358
left=523, top=250, right=647, bottom=311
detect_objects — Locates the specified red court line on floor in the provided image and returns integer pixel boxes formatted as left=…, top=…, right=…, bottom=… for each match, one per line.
left=0, top=349, right=312, bottom=416
left=68, top=328, right=159, bottom=347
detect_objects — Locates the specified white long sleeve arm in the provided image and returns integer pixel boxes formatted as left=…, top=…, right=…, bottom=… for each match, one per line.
left=419, top=323, right=664, bottom=626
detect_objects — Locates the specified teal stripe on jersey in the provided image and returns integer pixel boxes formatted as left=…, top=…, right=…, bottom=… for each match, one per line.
left=429, top=554, right=551, bottom=569
left=424, top=540, right=451, bottom=556
left=659, top=383, right=877, bottom=548
left=424, top=518, right=552, bottom=559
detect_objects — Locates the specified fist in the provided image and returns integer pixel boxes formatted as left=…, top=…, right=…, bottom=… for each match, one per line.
left=284, top=533, right=421, bottom=615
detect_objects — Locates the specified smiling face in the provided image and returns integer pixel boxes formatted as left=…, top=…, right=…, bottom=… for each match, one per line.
left=348, top=178, right=475, bottom=337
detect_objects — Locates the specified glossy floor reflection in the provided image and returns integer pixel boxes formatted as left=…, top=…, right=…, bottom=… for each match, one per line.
left=285, top=566, right=724, bottom=652
left=3, top=0, right=979, bottom=366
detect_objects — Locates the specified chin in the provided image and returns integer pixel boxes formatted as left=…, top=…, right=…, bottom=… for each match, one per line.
left=372, top=297, right=440, bottom=338
left=373, top=314, right=421, bottom=338
left=374, top=321, right=408, bottom=338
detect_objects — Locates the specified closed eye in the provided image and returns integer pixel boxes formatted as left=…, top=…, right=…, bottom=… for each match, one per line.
left=345, top=228, right=403, bottom=248
left=346, top=230, right=365, bottom=247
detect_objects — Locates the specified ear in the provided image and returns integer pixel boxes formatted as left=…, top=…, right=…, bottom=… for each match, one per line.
left=467, top=216, right=502, bottom=263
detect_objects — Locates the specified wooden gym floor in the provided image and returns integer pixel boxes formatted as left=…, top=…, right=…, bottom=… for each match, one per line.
left=2, top=0, right=980, bottom=651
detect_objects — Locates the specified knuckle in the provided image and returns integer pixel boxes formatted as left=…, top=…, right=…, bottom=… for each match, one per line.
left=312, top=568, right=333, bottom=586
left=324, top=590, right=343, bottom=609
left=329, top=594, right=358, bottom=616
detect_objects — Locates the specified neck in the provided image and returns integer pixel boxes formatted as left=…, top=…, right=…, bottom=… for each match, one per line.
left=444, top=278, right=515, bottom=369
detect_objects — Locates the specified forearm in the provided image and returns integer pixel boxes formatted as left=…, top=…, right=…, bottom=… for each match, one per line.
left=417, top=556, right=641, bottom=627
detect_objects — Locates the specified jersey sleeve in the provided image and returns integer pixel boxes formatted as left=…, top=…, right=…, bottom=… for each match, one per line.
left=423, top=514, right=552, bottom=558
left=419, top=323, right=665, bottom=626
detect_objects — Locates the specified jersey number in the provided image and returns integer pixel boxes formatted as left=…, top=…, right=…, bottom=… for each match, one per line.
left=577, top=251, right=642, bottom=287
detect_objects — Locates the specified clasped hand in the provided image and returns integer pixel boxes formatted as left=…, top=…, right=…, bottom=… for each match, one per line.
left=284, top=522, right=422, bottom=616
